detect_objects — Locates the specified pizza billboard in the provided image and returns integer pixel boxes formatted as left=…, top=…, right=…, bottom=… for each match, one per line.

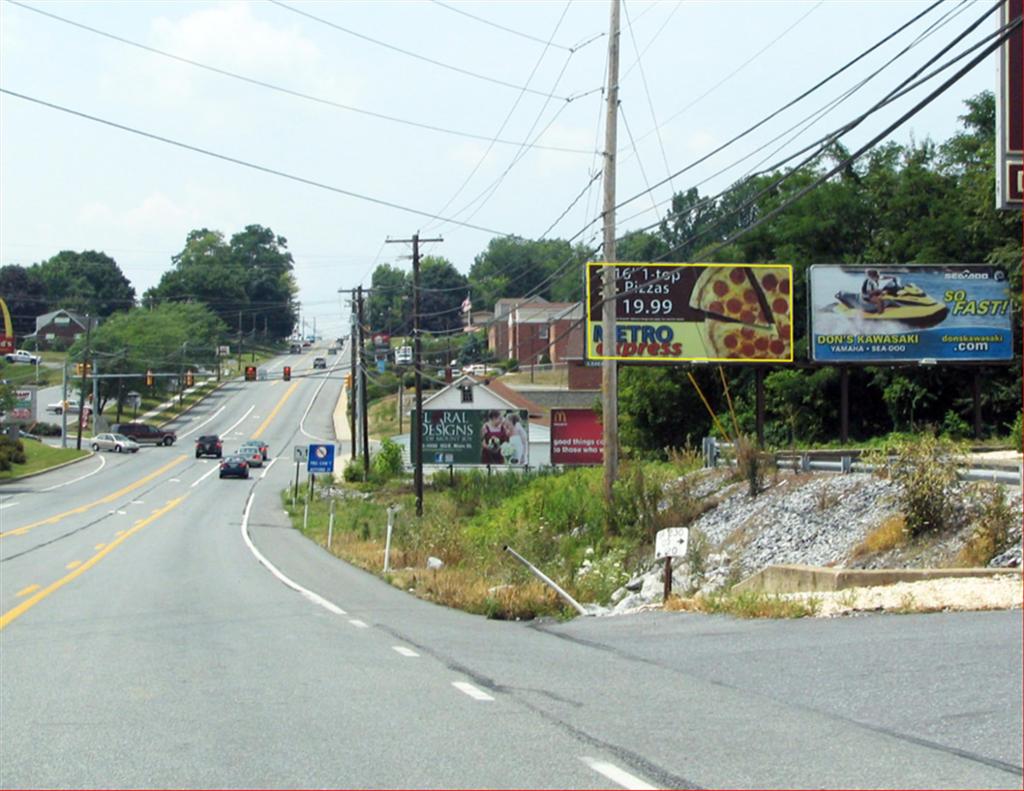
left=808, top=265, right=1013, bottom=363
left=411, top=409, right=530, bottom=466
left=551, top=408, right=603, bottom=465
left=585, top=263, right=793, bottom=363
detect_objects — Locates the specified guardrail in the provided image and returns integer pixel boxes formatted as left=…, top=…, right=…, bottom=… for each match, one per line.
left=701, top=438, right=1022, bottom=486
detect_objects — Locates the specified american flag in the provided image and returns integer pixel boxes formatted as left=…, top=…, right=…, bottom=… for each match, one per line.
left=461, top=294, right=472, bottom=314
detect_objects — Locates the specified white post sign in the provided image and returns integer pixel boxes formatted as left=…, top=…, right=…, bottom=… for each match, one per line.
left=655, top=527, right=689, bottom=560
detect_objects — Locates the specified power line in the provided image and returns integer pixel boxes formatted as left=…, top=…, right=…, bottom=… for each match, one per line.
left=4, top=0, right=594, bottom=156
left=620, top=0, right=682, bottom=83
left=268, top=0, right=580, bottom=102
left=0, top=88, right=513, bottom=236
left=428, top=0, right=579, bottom=51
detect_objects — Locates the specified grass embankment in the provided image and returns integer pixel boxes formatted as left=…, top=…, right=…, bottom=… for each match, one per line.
left=367, top=392, right=408, bottom=439
left=0, top=363, right=58, bottom=388
left=0, top=442, right=88, bottom=481
left=497, top=368, right=571, bottom=388
left=285, top=457, right=705, bottom=619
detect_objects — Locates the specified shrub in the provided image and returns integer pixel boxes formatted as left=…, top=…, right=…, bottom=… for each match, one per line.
left=940, top=410, right=971, bottom=440
left=1010, top=412, right=1022, bottom=453
left=0, top=436, right=26, bottom=471
left=371, top=438, right=404, bottom=482
left=957, top=483, right=1015, bottom=566
left=342, top=457, right=364, bottom=483
left=30, top=422, right=62, bottom=437
left=887, top=435, right=963, bottom=538
left=733, top=435, right=772, bottom=497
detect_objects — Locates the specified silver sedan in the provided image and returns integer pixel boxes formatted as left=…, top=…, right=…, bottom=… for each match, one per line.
left=91, top=433, right=140, bottom=453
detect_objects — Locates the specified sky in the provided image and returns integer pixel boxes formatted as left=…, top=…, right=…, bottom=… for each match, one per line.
left=0, top=0, right=1006, bottom=340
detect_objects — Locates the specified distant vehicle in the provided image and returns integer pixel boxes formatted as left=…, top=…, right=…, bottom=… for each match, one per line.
left=111, top=422, right=177, bottom=446
left=240, top=438, right=269, bottom=461
left=4, top=350, right=41, bottom=365
left=312, top=357, right=327, bottom=369
left=195, top=434, right=223, bottom=459
left=327, top=347, right=337, bottom=355
left=236, top=445, right=263, bottom=468
left=302, top=340, right=312, bottom=348
left=289, top=343, right=302, bottom=354
left=462, top=364, right=497, bottom=376
left=46, top=400, right=82, bottom=415
left=219, top=455, right=249, bottom=479
left=91, top=433, right=140, bottom=453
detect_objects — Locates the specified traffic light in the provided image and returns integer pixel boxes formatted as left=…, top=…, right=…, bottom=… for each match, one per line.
left=344, top=372, right=353, bottom=389
left=283, top=366, right=291, bottom=381
left=145, top=369, right=154, bottom=387
left=185, top=370, right=195, bottom=387
left=244, top=365, right=257, bottom=382
left=74, top=363, right=92, bottom=377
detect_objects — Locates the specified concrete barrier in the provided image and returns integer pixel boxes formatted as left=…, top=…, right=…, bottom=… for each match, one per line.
left=734, top=564, right=1022, bottom=594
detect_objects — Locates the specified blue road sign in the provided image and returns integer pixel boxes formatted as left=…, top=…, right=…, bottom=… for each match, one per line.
left=307, top=443, right=335, bottom=473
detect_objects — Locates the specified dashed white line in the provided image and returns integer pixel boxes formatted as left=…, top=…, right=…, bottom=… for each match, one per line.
left=190, top=464, right=222, bottom=488
left=452, top=681, right=494, bottom=701
left=177, top=405, right=226, bottom=439
left=0, top=501, right=19, bottom=510
left=349, top=619, right=368, bottom=628
left=259, top=457, right=279, bottom=478
left=579, top=757, right=657, bottom=790
left=392, top=646, right=419, bottom=658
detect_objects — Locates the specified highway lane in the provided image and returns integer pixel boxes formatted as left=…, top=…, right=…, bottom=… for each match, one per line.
left=3, top=340, right=1021, bottom=788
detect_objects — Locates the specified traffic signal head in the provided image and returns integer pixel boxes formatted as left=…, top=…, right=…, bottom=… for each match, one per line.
left=145, top=369, right=154, bottom=387
left=244, top=365, right=257, bottom=382
left=283, top=366, right=291, bottom=381
left=75, top=363, right=92, bottom=377
left=344, top=372, right=353, bottom=389
left=185, top=370, right=195, bottom=387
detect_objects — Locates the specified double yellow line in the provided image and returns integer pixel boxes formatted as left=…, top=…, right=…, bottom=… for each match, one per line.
left=0, top=455, right=187, bottom=539
left=0, top=496, right=187, bottom=630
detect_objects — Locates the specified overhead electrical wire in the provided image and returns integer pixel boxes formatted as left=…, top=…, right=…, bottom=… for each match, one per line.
left=4, top=0, right=594, bottom=156
left=0, top=88, right=514, bottom=237
left=427, top=0, right=579, bottom=52
left=267, top=0, right=582, bottom=102
left=620, top=0, right=683, bottom=84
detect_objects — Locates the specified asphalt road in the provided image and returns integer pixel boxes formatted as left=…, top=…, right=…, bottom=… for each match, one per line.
left=1, top=342, right=1021, bottom=789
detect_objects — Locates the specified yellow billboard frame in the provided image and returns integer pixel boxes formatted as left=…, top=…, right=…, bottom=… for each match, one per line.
left=584, top=262, right=794, bottom=363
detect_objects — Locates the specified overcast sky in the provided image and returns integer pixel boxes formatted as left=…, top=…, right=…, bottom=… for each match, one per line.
left=0, top=0, right=1003, bottom=339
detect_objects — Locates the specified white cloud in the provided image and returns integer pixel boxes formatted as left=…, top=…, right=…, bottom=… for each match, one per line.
left=77, top=192, right=195, bottom=233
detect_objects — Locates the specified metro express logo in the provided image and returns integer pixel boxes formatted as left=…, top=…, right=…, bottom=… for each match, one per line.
left=590, top=324, right=683, bottom=357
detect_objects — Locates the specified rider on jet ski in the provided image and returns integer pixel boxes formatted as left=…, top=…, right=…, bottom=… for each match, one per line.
left=861, top=270, right=902, bottom=313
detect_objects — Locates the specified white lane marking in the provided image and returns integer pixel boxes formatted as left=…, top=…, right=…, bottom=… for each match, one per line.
left=169, top=478, right=181, bottom=483
left=190, top=464, right=222, bottom=488
left=579, top=758, right=657, bottom=790
left=240, top=492, right=347, bottom=616
left=392, top=646, right=419, bottom=658
left=222, top=405, right=256, bottom=437
left=349, top=619, right=368, bottom=628
left=259, top=457, right=279, bottom=478
left=39, top=454, right=107, bottom=492
left=131, top=500, right=144, bottom=505
left=298, top=356, right=341, bottom=442
left=116, top=510, right=127, bottom=515
left=0, top=501, right=19, bottom=510
left=452, top=682, right=494, bottom=702
left=177, top=405, right=226, bottom=439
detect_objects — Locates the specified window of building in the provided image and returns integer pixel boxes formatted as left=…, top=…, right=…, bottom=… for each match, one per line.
left=539, top=325, right=549, bottom=339
left=460, top=385, right=473, bottom=403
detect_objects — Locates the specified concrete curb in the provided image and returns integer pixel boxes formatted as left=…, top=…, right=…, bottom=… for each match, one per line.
left=734, top=564, right=1023, bottom=594
left=0, top=448, right=95, bottom=484
left=151, top=379, right=230, bottom=428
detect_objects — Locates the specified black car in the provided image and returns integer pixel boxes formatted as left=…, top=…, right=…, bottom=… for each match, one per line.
left=111, top=422, right=177, bottom=446
left=195, top=434, right=223, bottom=458
left=219, top=455, right=249, bottom=479
left=312, top=357, right=327, bottom=369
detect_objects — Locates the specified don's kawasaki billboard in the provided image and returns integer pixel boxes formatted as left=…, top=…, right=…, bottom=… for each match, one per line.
left=809, top=265, right=1013, bottom=363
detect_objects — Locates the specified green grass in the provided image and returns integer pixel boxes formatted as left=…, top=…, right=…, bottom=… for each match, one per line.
left=0, top=363, right=57, bottom=387
left=0, top=442, right=88, bottom=480
left=666, top=590, right=822, bottom=618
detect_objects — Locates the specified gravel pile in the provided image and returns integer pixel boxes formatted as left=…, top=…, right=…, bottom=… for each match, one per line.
left=607, top=468, right=1022, bottom=615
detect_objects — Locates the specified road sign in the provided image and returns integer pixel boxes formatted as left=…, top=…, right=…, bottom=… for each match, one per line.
left=293, top=445, right=309, bottom=463
left=7, top=388, right=36, bottom=425
left=307, top=443, right=335, bottom=473
left=655, top=527, right=690, bottom=560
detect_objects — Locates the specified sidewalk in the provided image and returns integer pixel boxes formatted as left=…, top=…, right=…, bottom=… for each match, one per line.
left=333, top=383, right=351, bottom=442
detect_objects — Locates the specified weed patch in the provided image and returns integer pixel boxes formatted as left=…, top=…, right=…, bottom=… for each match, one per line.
left=665, top=590, right=821, bottom=618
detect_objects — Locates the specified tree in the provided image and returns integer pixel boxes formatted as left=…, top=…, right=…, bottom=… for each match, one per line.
left=468, top=237, right=592, bottom=308
left=31, top=251, right=135, bottom=317
left=366, top=264, right=409, bottom=334
left=418, top=257, right=467, bottom=333
left=0, top=265, right=48, bottom=336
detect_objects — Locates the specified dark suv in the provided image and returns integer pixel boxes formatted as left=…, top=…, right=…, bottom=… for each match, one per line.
left=112, top=423, right=177, bottom=446
left=195, top=434, right=223, bottom=458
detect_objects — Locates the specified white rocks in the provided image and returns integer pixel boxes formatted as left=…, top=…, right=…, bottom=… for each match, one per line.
left=426, top=556, right=444, bottom=570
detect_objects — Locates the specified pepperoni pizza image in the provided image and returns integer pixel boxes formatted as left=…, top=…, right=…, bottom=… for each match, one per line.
left=690, top=265, right=792, bottom=360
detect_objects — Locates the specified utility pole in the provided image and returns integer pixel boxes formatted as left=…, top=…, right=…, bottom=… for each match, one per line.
left=75, top=316, right=92, bottom=451
left=60, top=359, right=68, bottom=448
left=350, top=299, right=357, bottom=461
left=387, top=232, right=442, bottom=517
left=237, top=309, right=243, bottom=374
left=601, top=0, right=621, bottom=516
left=357, top=286, right=370, bottom=481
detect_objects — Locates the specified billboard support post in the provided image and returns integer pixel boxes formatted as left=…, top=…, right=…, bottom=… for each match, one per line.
left=755, top=369, right=766, bottom=448
left=973, top=370, right=983, bottom=440
left=840, top=367, right=850, bottom=444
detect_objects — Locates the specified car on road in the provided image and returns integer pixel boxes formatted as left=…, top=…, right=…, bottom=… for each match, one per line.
left=236, top=445, right=263, bottom=468
left=195, top=434, right=223, bottom=458
left=91, top=433, right=140, bottom=453
left=218, top=455, right=249, bottom=479
left=289, top=343, right=302, bottom=354
left=45, top=400, right=82, bottom=415
left=312, top=357, right=327, bottom=369
left=111, top=422, right=177, bottom=446
left=241, top=438, right=269, bottom=460
left=327, top=347, right=337, bottom=355
left=5, top=349, right=41, bottom=365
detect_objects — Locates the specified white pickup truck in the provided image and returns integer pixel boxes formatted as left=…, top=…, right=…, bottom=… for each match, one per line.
left=4, top=349, right=41, bottom=365
left=45, top=400, right=83, bottom=416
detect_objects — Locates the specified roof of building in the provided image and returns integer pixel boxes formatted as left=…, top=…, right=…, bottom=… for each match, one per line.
left=421, top=374, right=550, bottom=427
left=31, top=309, right=95, bottom=334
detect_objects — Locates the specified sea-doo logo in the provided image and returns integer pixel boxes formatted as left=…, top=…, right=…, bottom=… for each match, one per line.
left=943, top=269, right=990, bottom=280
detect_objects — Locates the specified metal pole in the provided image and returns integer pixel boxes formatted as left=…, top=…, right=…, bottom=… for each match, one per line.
left=293, top=460, right=300, bottom=503
left=601, top=0, right=621, bottom=522
left=60, top=359, right=68, bottom=448
left=350, top=309, right=357, bottom=461
left=973, top=369, right=983, bottom=440
left=413, top=235, right=424, bottom=516
left=840, top=367, right=850, bottom=444
left=384, top=507, right=395, bottom=572
left=755, top=368, right=765, bottom=448
left=91, top=358, right=99, bottom=434
left=504, top=545, right=588, bottom=616
left=663, top=556, right=673, bottom=601
left=75, top=316, right=91, bottom=450
left=327, top=498, right=335, bottom=550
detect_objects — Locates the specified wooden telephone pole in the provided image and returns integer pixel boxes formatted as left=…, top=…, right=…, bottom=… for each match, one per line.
left=602, top=0, right=621, bottom=513
left=386, top=232, right=442, bottom=517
